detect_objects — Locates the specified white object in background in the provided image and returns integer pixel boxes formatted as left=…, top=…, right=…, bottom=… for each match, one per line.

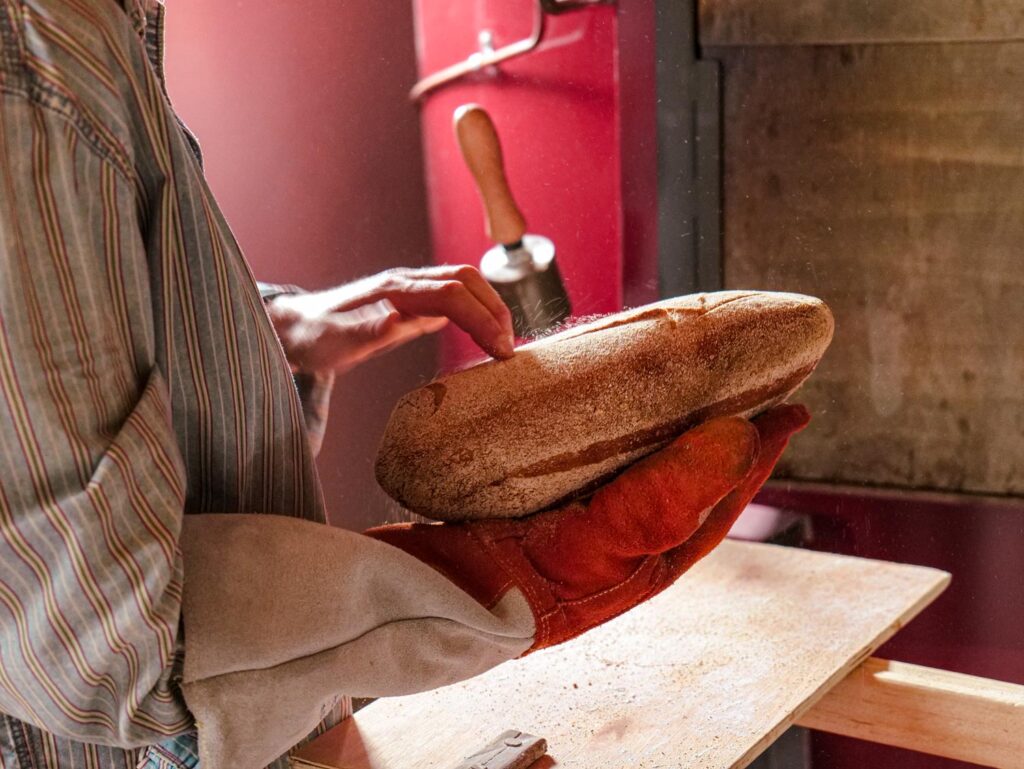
left=728, top=503, right=803, bottom=542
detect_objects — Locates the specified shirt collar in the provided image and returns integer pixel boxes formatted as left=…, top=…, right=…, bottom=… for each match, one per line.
left=120, top=0, right=148, bottom=38
left=120, top=0, right=166, bottom=83
left=121, top=1, right=162, bottom=40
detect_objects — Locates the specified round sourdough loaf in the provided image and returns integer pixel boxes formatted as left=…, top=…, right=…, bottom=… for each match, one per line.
left=375, top=291, right=833, bottom=520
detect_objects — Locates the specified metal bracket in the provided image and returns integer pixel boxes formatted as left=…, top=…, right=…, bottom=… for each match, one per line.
left=411, top=0, right=614, bottom=101
left=540, top=0, right=611, bottom=13
left=656, top=0, right=723, bottom=296
left=454, top=730, right=548, bottom=769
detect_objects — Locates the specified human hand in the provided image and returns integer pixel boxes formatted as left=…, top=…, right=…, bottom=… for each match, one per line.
left=267, top=265, right=515, bottom=375
left=366, top=404, right=811, bottom=652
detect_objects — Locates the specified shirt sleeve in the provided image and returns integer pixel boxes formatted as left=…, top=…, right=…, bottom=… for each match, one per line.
left=256, top=282, right=336, bottom=457
left=0, top=93, right=193, bottom=745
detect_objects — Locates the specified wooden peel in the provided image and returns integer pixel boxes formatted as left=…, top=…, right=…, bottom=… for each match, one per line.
left=291, top=541, right=953, bottom=769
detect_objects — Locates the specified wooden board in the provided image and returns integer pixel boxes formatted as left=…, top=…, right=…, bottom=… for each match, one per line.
left=699, top=0, right=1024, bottom=46
left=796, top=658, right=1024, bottom=767
left=713, top=41, right=1024, bottom=496
left=291, top=541, right=949, bottom=769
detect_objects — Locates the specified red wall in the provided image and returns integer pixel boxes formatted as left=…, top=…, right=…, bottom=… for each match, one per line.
left=164, top=2, right=434, bottom=530
left=411, top=0, right=659, bottom=366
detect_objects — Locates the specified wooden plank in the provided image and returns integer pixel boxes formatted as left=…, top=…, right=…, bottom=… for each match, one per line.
left=291, top=541, right=949, bottom=769
left=797, top=657, right=1024, bottom=768
left=762, top=478, right=1023, bottom=510
left=699, top=0, right=1024, bottom=46
left=714, top=41, right=1024, bottom=496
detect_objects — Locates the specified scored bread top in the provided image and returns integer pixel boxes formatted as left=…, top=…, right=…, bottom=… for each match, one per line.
left=375, top=291, right=834, bottom=520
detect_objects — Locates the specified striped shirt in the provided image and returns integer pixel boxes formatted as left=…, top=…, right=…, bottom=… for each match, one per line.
left=0, top=0, right=348, bottom=765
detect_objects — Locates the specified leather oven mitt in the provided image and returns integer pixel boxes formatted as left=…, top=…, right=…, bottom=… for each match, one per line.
left=365, top=403, right=810, bottom=652
left=177, top=404, right=807, bottom=769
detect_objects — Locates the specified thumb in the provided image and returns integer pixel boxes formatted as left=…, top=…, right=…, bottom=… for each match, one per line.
left=585, top=416, right=759, bottom=556
left=521, top=416, right=758, bottom=589
left=664, top=403, right=811, bottom=580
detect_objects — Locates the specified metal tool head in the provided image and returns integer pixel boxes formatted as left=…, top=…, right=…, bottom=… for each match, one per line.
left=481, top=234, right=571, bottom=337
left=455, top=729, right=547, bottom=769
left=454, top=104, right=572, bottom=338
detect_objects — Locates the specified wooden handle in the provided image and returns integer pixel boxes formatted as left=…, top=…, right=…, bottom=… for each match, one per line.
left=454, top=104, right=527, bottom=245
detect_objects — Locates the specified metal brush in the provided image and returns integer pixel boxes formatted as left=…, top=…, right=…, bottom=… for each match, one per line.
left=454, top=104, right=572, bottom=337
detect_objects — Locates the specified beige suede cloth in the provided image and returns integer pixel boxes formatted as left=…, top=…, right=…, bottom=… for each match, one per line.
left=179, top=515, right=534, bottom=769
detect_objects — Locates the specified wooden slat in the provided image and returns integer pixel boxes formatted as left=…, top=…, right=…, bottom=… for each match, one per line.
left=699, top=0, right=1024, bottom=46
left=797, top=657, right=1024, bottom=768
left=292, top=541, right=949, bottom=769
left=715, top=41, right=1024, bottom=496
left=761, top=479, right=1023, bottom=510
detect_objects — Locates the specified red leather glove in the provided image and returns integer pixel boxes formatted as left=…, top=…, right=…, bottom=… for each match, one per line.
left=365, top=403, right=809, bottom=652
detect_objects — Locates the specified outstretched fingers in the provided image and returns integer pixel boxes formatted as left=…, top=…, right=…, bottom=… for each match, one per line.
left=333, top=266, right=515, bottom=359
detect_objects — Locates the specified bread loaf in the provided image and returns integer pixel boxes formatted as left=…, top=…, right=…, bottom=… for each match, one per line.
left=375, top=291, right=833, bottom=520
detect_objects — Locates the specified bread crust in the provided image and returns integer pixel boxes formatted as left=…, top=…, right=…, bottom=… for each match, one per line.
left=375, top=291, right=834, bottom=520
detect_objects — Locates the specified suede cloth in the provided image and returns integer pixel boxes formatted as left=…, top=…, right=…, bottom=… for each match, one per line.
left=178, top=515, right=534, bottom=769
left=367, top=406, right=809, bottom=652
left=179, top=406, right=808, bottom=769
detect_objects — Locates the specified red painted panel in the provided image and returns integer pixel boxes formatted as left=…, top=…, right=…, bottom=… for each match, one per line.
left=414, top=1, right=630, bottom=366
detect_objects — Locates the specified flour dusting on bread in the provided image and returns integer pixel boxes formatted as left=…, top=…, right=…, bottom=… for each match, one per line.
left=375, top=291, right=834, bottom=521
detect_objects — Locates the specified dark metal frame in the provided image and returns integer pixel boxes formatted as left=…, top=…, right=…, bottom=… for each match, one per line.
left=654, top=15, right=812, bottom=768
left=540, top=0, right=613, bottom=13
left=655, top=0, right=723, bottom=297
left=410, top=0, right=614, bottom=101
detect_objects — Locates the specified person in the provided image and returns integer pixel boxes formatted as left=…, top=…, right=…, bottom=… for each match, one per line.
left=0, top=2, right=807, bottom=767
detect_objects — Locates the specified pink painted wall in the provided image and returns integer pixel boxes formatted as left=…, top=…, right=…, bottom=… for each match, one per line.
left=164, top=2, right=434, bottom=530
left=411, top=0, right=660, bottom=367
